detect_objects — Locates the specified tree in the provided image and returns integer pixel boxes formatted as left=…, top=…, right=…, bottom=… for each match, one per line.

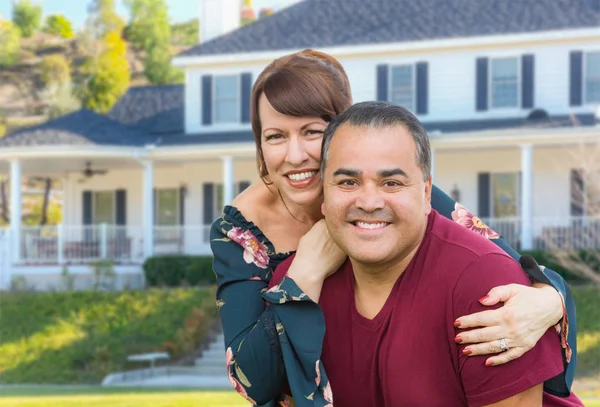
left=259, top=8, right=275, bottom=18
left=0, top=18, right=21, bottom=67
left=12, top=0, right=42, bottom=38
left=81, top=31, right=130, bottom=113
left=125, top=0, right=183, bottom=85
left=44, top=14, right=74, bottom=39
left=40, top=81, right=81, bottom=119
left=542, top=141, right=600, bottom=286
left=39, top=54, right=71, bottom=87
left=86, top=0, right=125, bottom=39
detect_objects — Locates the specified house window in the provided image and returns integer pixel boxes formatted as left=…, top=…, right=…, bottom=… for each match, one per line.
left=93, top=191, right=115, bottom=224
left=214, top=184, right=224, bottom=215
left=390, top=65, right=414, bottom=112
left=491, top=173, right=520, bottom=218
left=213, top=75, right=239, bottom=123
left=490, top=57, right=519, bottom=108
left=155, top=188, right=179, bottom=226
left=585, top=51, right=600, bottom=104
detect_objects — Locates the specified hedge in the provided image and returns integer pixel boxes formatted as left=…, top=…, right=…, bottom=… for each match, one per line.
left=0, top=287, right=218, bottom=384
left=143, top=255, right=215, bottom=287
left=521, top=250, right=599, bottom=284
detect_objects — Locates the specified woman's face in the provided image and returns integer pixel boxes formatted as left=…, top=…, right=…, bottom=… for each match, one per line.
left=258, top=93, right=327, bottom=208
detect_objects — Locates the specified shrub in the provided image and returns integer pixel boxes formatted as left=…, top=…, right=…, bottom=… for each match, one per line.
left=44, top=14, right=74, bottom=39
left=143, top=255, right=215, bottom=287
left=39, top=54, right=71, bottom=87
left=12, top=0, right=42, bottom=38
left=521, top=249, right=599, bottom=284
left=0, top=19, right=21, bottom=67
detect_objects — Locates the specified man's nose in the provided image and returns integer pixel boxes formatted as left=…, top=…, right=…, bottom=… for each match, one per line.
left=355, top=184, right=385, bottom=213
left=285, top=135, right=310, bottom=166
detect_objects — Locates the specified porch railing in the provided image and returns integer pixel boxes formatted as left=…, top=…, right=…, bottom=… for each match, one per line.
left=13, top=224, right=214, bottom=265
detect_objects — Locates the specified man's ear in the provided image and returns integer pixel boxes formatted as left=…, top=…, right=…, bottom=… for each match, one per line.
left=424, top=177, right=433, bottom=215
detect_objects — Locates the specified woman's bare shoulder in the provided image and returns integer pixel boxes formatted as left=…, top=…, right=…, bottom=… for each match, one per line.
left=231, top=182, right=274, bottom=226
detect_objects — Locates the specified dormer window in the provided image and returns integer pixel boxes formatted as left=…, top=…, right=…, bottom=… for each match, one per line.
left=490, top=57, right=519, bottom=108
left=390, top=65, right=414, bottom=112
left=213, top=75, right=240, bottom=123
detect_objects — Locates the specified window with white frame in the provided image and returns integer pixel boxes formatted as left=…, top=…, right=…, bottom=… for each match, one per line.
left=155, top=188, right=179, bottom=226
left=490, top=57, right=519, bottom=108
left=390, top=65, right=414, bottom=112
left=585, top=51, right=600, bottom=104
left=491, top=173, right=520, bottom=218
left=213, top=75, right=239, bottom=123
left=93, top=191, right=115, bottom=224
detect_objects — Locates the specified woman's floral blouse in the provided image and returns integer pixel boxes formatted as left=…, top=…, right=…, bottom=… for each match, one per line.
left=210, top=185, right=576, bottom=407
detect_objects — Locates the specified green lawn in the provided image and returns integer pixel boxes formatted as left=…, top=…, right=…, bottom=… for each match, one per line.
left=0, top=388, right=250, bottom=407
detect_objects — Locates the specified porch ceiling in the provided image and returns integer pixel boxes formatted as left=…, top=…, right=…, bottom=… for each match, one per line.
left=0, top=157, right=143, bottom=177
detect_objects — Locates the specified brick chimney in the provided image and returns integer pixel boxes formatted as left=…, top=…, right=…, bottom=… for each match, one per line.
left=200, top=0, right=241, bottom=44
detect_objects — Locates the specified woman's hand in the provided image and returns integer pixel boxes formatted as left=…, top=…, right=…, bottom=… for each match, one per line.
left=454, top=282, right=563, bottom=366
left=287, top=219, right=347, bottom=303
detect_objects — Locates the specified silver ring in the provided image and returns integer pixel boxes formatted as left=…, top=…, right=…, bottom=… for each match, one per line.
left=497, top=338, right=509, bottom=352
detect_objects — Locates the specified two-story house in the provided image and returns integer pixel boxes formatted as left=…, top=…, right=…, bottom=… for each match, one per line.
left=0, top=0, right=598, bottom=290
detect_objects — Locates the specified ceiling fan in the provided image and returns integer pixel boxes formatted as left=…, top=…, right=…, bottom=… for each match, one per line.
left=77, top=161, right=108, bottom=183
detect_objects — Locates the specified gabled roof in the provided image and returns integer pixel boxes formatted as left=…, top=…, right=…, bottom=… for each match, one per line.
left=0, top=109, right=152, bottom=148
left=178, top=0, right=599, bottom=58
left=108, top=84, right=184, bottom=135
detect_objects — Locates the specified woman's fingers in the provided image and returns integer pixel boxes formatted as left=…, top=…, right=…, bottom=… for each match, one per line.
left=485, top=348, right=526, bottom=366
left=455, top=309, right=501, bottom=330
left=456, top=326, right=502, bottom=346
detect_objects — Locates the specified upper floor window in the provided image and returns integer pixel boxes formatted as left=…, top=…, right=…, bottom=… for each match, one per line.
left=585, top=51, right=600, bottom=104
left=390, top=65, right=414, bottom=112
left=213, top=75, right=239, bottom=124
left=490, top=57, right=519, bottom=108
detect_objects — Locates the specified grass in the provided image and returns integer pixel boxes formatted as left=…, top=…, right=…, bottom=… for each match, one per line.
left=572, top=286, right=600, bottom=377
left=0, top=388, right=250, bottom=407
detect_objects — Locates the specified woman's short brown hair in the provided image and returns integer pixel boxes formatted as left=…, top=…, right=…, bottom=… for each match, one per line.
left=250, top=49, right=353, bottom=180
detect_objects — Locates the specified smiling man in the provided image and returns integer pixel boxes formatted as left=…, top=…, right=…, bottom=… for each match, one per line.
left=269, top=101, right=579, bottom=406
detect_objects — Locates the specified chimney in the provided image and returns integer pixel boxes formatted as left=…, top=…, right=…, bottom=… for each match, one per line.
left=200, top=0, right=241, bottom=44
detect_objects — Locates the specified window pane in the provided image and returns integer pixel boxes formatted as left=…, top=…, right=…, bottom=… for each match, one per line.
left=586, top=79, right=600, bottom=103
left=215, top=76, right=238, bottom=99
left=93, top=191, right=114, bottom=224
left=215, top=100, right=239, bottom=123
left=215, top=184, right=224, bottom=215
left=491, top=58, right=518, bottom=108
left=157, top=189, right=178, bottom=226
left=390, top=65, right=413, bottom=110
left=492, top=173, right=519, bottom=218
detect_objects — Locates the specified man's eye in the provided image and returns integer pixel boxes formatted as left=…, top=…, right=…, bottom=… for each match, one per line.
left=383, top=181, right=402, bottom=187
left=339, top=180, right=357, bottom=186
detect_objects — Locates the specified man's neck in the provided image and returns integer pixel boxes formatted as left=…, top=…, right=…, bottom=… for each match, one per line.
left=351, top=225, right=427, bottom=319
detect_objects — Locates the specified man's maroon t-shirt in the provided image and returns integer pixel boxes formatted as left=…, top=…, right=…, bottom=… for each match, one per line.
left=270, top=210, right=568, bottom=406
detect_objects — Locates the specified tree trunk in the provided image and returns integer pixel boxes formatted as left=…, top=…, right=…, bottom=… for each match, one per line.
left=39, top=178, right=52, bottom=226
left=0, top=179, right=9, bottom=224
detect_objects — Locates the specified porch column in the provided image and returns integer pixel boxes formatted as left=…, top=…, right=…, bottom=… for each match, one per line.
left=10, top=159, right=22, bottom=262
left=222, top=156, right=235, bottom=205
left=520, top=144, right=534, bottom=250
left=142, top=160, right=154, bottom=258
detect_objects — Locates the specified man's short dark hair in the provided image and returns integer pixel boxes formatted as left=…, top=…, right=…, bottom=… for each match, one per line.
left=321, top=101, right=432, bottom=181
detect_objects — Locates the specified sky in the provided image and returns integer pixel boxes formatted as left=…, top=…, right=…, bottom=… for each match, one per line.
left=0, top=0, right=302, bottom=28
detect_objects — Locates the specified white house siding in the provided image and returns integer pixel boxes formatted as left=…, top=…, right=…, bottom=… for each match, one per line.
left=184, top=36, right=600, bottom=134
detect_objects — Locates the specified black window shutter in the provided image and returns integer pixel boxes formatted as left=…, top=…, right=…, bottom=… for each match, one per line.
left=376, top=64, right=389, bottom=101
left=521, top=54, right=535, bottom=109
left=569, top=51, right=583, bottom=107
left=203, top=183, right=214, bottom=224
left=238, top=181, right=251, bottom=194
left=570, top=169, right=585, bottom=216
left=115, top=189, right=126, bottom=225
left=201, top=75, right=213, bottom=125
left=82, top=191, right=92, bottom=225
left=476, top=57, right=489, bottom=111
left=478, top=173, right=491, bottom=218
left=241, top=72, right=252, bottom=123
left=415, top=62, right=428, bottom=115
left=179, top=186, right=186, bottom=225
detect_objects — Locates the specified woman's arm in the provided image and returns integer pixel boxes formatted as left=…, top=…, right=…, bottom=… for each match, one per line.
left=430, top=184, right=576, bottom=396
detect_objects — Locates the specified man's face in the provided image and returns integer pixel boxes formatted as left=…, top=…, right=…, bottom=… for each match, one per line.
left=321, top=123, right=432, bottom=268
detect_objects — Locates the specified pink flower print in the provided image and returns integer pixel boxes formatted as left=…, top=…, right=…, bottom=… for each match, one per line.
left=451, top=203, right=500, bottom=240
left=323, top=381, right=333, bottom=404
left=225, top=347, right=256, bottom=405
left=227, top=227, right=270, bottom=268
left=315, top=360, right=321, bottom=386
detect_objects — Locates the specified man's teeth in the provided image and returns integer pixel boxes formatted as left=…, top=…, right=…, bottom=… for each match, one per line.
left=356, top=222, right=387, bottom=229
left=287, top=171, right=316, bottom=181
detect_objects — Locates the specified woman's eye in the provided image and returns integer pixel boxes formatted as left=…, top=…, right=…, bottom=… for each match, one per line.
left=306, top=130, right=324, bottom=136
left=265, top=134, right=283, bottom=141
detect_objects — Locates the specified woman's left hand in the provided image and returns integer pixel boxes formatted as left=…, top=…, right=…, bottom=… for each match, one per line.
left=454, top=282, right=564, bottom=366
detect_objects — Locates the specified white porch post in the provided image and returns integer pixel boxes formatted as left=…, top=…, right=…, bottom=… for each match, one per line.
left=222, top=156, right=235, bottom=205
left=520, top=144, right=534, bottom=250
left=10, top=159, right=22, bottom=263
left=142, top=160, right=154, bottom=258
